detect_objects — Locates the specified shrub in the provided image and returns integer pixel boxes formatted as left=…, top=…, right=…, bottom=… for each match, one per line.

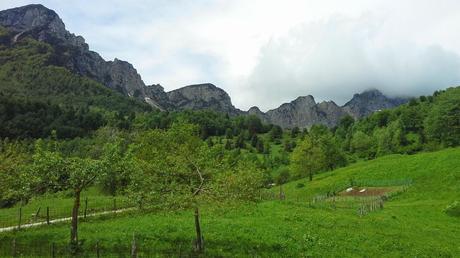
left=444, top=201, right=460, bottom=217
left=296, top=183, right=305, bottom=189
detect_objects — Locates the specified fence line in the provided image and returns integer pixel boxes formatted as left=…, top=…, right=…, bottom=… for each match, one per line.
left=0, top=197, right=133, bottom=230
left=2, top=237, right=194, bottom=257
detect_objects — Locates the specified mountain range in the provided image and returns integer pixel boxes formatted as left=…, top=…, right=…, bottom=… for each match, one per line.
left=0, top=4, right=410, bottom=128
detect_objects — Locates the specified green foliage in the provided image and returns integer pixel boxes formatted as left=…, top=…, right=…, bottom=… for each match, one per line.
left=424, top=87, right=460, bottom=147
left=350, top=131, right=374, bottom=159
left=98, top=141, right=137, bottom=196
left=0, top=140, right=30, bottom=207
left=275, top=167, right=291, bottom=185
left=290, top=135, right=326, bottom=181
left=341, top=86, right=460, bottom=159
left=28, top=140, right=104, bottom=194
left=269, top=125, right=283, bottom=141
left=0, top=95, right=105, bottom=139
left=212, top=159, right=265, bottom=201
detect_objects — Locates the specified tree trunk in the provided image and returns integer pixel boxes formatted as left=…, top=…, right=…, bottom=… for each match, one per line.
left=309, top=169, right=313, bottom=181
left=70, top=189, right=81, bottom=245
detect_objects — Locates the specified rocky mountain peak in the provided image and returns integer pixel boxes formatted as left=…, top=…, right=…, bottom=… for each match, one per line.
left=0, top=4, right=61, bottom=30
left=291, top=95, right=316, bottom=108
left=0, top=4, right=86, bottom=48
left=248, top=106, right=263, bottom=114
left=0, top=4, right=155, bottom=103
left=343, top=88, right=408, bottom=119
left=167, top=83, right=241, bottom=115
left=247, top=89, right=408, bottom=129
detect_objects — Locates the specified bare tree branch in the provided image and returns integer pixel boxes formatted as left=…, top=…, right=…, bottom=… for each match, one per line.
left=187, top=157, right=204, bottom=196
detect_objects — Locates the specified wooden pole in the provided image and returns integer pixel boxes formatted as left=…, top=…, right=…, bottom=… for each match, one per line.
left=113, top=198, right=117, bottom=217
left=18, top=207, right=22, bottom=230
left=51, top=242, right=56, bottom=258
left=46, top=207, right=50, bottom=225
left=84, top=197, right=88, bottom=219
left=11, top=238, right=16, bottom=257
left=279, top=185, right=285, bottom=200
left=96, top=240, right=100, bottom=258
left=194, top=207, right=204, bottom=252
left=131, top=233, right=137, bottom=258
left=35, top=207, right=41, bottom=221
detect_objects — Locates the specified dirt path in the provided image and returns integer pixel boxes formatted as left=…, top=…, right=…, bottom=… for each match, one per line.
left=0, top=207, right=135, bottom=233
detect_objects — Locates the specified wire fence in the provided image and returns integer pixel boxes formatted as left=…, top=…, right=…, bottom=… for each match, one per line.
left=0, top=197, right=132, bottom=230
left=308, top=178, right=412, bottom=216
left=0, top=237, right=195, bottom=257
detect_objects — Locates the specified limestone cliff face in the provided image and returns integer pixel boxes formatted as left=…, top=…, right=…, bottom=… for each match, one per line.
left=249, top=90, right=408, bottom=129
left=0, top=4, right=86, bottom=48
left=167, top=83, right=242, bottom=115
left=0, top=4, right=160, bottom=105
left=260, top=96, right=347, bottom=128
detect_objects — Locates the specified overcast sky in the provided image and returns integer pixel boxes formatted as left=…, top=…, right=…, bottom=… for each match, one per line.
left=1, top=0, right=460, bottom=110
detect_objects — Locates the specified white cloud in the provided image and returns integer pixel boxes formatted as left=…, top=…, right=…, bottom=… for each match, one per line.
left=243, top=14, right=460, bottom=110
left=1, top=0, right=460, bottom=110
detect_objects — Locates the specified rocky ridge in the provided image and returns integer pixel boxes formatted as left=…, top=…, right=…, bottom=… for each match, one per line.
left=0, top=4, right=160, bottom=106
left=251, top=90, right=409, bottom=128
left=0, top=4, right=410, bottom=128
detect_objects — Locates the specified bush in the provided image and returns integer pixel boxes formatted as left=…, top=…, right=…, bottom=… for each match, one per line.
left=275, top=168, right=291, bottom=185
left=296, top=183, right=305, bottom=189
left=444, top=201, right=460, bottom=217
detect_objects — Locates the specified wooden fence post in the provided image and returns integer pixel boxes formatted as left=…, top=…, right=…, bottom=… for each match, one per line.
left=84, top=197, right=88, bottom=219
left=131, top=233, right=137, bottom=258
left=112, top=198, right=117, bottom=218
left=11, top=238, right=17, bottom=257
left=51, top=242, right=56, bottom=258
left=17, top=207, right=22, bottom=230
left=194, top=207, right=204, bottom=252
left=34, top=207, right=41, bottom=221
left=96, top=240, right=100, bottom=258
left=279, top=185, right=285, bottom=200
left=46, top=207, right=50, bottom=225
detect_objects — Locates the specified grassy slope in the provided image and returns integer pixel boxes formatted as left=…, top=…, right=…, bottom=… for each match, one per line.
left=1, top=148, right=459, bottom=257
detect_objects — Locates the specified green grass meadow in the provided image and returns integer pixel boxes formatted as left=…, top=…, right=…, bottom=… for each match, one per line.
left=0, top=148, right=459, bottom=257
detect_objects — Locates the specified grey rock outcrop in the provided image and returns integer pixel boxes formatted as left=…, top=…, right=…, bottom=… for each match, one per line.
left=259, top=96, right=347, bottom=128
left=249, top=89, right=408, bottom=129
left=167, top=83, right=242, bottom=115
left=343, top=89, right=409, bottom=119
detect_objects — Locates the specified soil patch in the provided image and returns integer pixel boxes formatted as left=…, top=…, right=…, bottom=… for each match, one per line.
left=338, top=187, right=395, bottom=197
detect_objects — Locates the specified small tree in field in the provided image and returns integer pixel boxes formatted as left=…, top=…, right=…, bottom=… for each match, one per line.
left=28, top=140, right=103, bottom=249
left=290, top=135, right=325, bottom=181
left=129, top=123, right=215, bottom=208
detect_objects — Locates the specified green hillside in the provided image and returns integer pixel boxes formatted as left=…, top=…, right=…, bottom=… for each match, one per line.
left=2, top=147, right=458, bottom=257
left=0, top=26, right=152, bottom=138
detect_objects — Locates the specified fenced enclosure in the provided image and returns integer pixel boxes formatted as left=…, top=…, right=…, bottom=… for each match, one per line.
left=308, top=178, right=412, bottom=216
